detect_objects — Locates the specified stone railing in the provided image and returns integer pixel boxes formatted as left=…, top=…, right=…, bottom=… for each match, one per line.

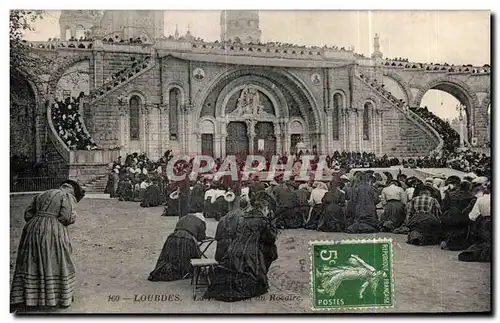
left=46, top=101, right=71, bottom=163
left=86, top=55, right=155, bottom=105
left=381, top=59, right=491, bottom=74
left=24, top=40, right=94, bottom=50
left=185, top=40, right=356, bottom=60
left=69, top=149, right=121, bottom=164
left=357, top=74, right=444, bottom=154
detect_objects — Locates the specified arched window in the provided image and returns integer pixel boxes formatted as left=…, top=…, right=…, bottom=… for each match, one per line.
left=129, top=96, right=141, bottom=140
left=169, top=88, right=180, bottom=140
left=363, top=102, right=372, bottom=140
left=65, top=27, right=71, bottom=40
left=333, top=93, right=343, bottom=140
left=75, top=25, right=85, bottom=40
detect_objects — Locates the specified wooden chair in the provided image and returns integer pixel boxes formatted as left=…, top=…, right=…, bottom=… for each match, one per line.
left=190, top=258, right=218, bottom=300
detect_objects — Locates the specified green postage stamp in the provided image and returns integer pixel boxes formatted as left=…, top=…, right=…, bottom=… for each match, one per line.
left=310, top=238, right=394, bottom=311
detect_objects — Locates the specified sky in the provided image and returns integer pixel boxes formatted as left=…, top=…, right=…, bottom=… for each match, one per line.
left=23, top=10, right=491, bottom=120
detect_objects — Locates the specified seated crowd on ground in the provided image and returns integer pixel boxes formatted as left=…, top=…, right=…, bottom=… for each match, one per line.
left=140, top=155, right=491, bottom=302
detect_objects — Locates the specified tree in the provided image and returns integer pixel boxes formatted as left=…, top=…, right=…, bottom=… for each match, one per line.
left=10, top=10, right=46, bottom=81
left=10, top=10, right=89, bottom=94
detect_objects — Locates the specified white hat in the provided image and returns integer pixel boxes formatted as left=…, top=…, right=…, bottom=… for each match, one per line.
left=114, top=168, right=119, bottom=174
left=114, top=165, right=121, bottom=170
left=340, top=175, right=350, bottom=181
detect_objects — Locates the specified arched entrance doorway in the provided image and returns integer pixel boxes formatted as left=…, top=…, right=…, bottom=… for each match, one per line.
left=226, top=122, right=249, bottom=157
left=414, top=79, right=479, bottom=145
left=196, top=67, right=322, bottom=157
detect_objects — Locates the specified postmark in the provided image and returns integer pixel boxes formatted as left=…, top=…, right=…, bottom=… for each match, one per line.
left=310, top=238, right=394, bottom=311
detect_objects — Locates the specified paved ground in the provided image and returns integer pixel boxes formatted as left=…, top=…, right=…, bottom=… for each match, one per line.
left=10, top=191, right=491, bottom=314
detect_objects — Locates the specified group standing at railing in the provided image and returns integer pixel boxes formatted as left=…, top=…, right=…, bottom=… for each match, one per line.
left=383, top=58, right=490, bottom=74
left=51, top=93, right=98, bottom=151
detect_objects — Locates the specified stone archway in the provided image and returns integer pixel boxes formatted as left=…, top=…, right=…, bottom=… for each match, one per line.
left=414, top=76, right=480, bottom=141
left=194, top=66, right=322, bottom=134
left=48, top=55, right=91, bottom=95
left=382, top=71, right=414, bottom=104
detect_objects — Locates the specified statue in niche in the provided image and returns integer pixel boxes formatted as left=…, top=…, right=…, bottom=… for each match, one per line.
left=232, top=85, right=271, bottom=117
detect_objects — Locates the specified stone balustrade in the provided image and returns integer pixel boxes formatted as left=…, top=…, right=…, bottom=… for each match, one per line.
left=381, top=59, right=490, bottom=74
left=86, top=56, right=154, bottom=103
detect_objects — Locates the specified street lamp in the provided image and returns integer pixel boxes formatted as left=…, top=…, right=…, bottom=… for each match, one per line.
left=456, top=104, right=466, bottom=147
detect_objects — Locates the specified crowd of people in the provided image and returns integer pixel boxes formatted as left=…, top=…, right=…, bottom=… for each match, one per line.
left=410, top=106, right=461, bottom=153
left=11, top=143, right=492, bottom=309
left=103, top=150, right=403, bottom=204
left=51, top=94, right=98, bottom=151
left=143, top=160, right=491, bottom=303
left=383, top=58, right=490, bottom=74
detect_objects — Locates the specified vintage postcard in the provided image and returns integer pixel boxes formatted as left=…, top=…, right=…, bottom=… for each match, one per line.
left=9, top=9, right=491, bottom=315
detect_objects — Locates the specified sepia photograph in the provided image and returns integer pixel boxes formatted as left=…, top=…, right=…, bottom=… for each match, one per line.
left=8, top=6, right=492, bottom=315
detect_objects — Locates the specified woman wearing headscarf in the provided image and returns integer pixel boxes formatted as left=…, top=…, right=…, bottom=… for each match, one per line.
left=148, top=199, right=207, bottom=281
left=294, top=183, right=311, bottom=226
left=140, top=179, right=166, bottom=208
left=440, top=181, right=475, bottom=250
left=459, top=182, right=491, bottom=262
left=345, top=173, right=380, bottom=233
left=317, top=180, right=346, bottom=232
left=214, top=190, right=244, bottom=262
left=11, top=180, right=85, bottom=309
left=204, top=191, right=278, bottom=302
left=304, top=181, right=329, bottom=230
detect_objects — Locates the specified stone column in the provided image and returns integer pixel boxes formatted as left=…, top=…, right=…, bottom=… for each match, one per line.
left=220, top=122, right=227, bottom=158
left=325, top=108, right=333, bottom=154
left=357, top=109, right=363, bottom=152
left=246, top=120, right=256, bottom=155
left=281, top=118, right=290, bottom=154
left=274, top=121, right=281, bottom=155
left=378, top=110, right=384, bottom=155
left=118, top=104, right=129, bottom=151
left=93, top=49, right=104, bottom=89
left=182, top=104, right=195, bottom=154
left=159, top=104, right=169, bottom=155
left=370, top=109, right=376, bottom=153
left=340, top=109, right=347, bottom=152
left=214, top=134, right=222, bottom=159
left=140, top=105, right=149, bottom=155
left=195, top=131, right=202, bottom=155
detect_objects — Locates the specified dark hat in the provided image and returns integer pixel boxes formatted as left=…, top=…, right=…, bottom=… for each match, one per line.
left=62, top=179, right=86, bottom=202
left=188, top=198, right=204, bottom=214
left=445, top=175, right=461, bottom=186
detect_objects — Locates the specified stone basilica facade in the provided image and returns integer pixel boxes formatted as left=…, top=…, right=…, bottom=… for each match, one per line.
left=12, top=10, right=491, bottom=180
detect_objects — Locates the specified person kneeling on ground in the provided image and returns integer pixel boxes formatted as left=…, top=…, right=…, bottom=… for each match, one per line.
left=148, top=199, right=208, bottom=281
left=405, top=185, right=443, bottom=246
left=204, top=191, right=278, bottom=302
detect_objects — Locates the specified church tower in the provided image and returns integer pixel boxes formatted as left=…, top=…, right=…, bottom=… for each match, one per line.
left=220, top=10, right=261, bottom=44
left=59, top=10, right=102, bottom=40
left=371, top=33, right=383, bottom=59
left=99, top=10, right=164, bottom=42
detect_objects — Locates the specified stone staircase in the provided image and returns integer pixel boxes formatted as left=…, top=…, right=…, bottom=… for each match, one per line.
left=86, top=55, right=155, bottom=105
left=357, top=73, right=444, bottom=154
left=82, top=174, right=109, bottom=194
